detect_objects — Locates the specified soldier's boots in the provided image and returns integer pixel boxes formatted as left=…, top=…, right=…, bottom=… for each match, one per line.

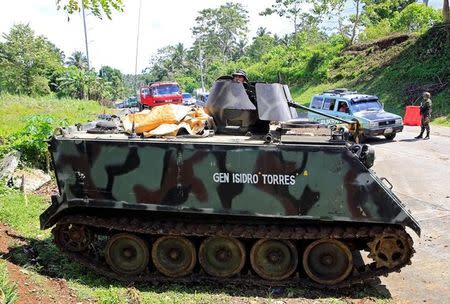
left=424, top=131, right=430, bottom=140
left=415, top=127, right=425, bottom=139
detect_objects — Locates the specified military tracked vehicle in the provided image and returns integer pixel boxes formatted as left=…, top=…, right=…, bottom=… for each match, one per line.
left=40, top=79, right=420, bottom=288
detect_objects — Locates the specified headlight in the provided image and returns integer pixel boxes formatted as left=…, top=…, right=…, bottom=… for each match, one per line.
left=369, top=121, right=378, bottom=128
left=395, top=118, right=403, bottom=125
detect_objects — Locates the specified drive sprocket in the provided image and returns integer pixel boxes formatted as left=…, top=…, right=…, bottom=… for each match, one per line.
left=367, top=230, right=413, bottom=269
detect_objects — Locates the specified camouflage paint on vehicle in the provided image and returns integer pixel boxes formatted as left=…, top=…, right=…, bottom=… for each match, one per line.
left=41, top=132, right=420, bottom=236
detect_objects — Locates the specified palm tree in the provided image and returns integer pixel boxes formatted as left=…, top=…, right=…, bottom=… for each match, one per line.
left=256, top=27, right=271, bottom=37
left=66, top=51, right=89, bottom=70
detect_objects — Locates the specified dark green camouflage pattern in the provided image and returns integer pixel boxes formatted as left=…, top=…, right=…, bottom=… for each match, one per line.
left=41, top=132, right=420, bottom=236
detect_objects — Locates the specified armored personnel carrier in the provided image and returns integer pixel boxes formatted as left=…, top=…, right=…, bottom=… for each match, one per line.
left=40, top=79, right=420, bottom=288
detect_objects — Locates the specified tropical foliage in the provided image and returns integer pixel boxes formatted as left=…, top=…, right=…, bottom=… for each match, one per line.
left=0, top=24, right=128, bottom=101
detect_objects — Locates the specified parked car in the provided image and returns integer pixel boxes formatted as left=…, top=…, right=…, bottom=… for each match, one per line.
left=115, top=96, right=138, bottom=109
left=182, top=93, right=196, bottom=106
left=138, top=82, right=182, bottom=109
left=195, top=91, right=209, bottom=107
left=307, top=89, right=403, bottom=141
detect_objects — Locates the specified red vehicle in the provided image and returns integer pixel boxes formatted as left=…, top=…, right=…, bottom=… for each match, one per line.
left=138, top=82, right=182, bottom=109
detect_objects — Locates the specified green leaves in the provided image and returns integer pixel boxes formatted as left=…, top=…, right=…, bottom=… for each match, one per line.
left=192, top=3, right=249, bottom=60
left=7, top=115, right=63, bottom=169
left=55, top=0, right=124, bottom=20
left=0, top=24, right=64, bottom=96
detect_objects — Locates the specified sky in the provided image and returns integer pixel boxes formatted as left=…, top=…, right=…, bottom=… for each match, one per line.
left=0, top=0, right=293, bottom=74
left=0, top=1, right=443, bottom=75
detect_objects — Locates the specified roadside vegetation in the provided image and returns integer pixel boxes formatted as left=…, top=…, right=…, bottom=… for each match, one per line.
left=0, top=94, right=106, bottom=169
left=0, top=261, right=17, bottom=304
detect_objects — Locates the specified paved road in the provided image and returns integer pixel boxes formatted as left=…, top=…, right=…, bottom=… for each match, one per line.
left=367, top=125, right=450, bottom=304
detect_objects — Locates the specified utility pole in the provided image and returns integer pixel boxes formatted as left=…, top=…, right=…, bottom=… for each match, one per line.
left=199, top=49, right=205, bottom=93
left=81, top=0, right=90, bottom=70
left=134, top=0, right=142, bottom=93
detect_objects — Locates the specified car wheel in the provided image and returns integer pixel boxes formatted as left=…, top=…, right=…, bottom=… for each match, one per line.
left=384, top=133, right=396, bottom=140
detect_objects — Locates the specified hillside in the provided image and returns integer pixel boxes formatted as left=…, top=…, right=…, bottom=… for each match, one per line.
left=291, top=24, right=450, bottom=125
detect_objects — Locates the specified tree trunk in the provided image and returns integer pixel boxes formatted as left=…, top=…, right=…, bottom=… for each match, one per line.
left=423, top=0, right=429, bottom=6
left=350, top=0, right=361, bottom=45
left=444, top=0, right=450, bottom=23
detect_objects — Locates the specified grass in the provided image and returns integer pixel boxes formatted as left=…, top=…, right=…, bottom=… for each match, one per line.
left=289, top=25, right=450, bottom=125
left=0, top=93, right=106, bottom=139
left=0, top=183, right=396, bottom=303
left=0, top=261, right=18, bottom=304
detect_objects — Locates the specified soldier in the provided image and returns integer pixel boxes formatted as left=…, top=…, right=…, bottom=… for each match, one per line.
left=232, top=69, right=248, bottom=83
left=415, top=91, right=432, bottom=140
left=232, top=69, right=269, bottom=134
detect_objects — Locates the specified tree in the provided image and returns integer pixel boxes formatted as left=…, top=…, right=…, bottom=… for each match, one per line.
left=192, top=3, right=249, bottom=60
left=66, top=51, right=89, bottom=70
left=0, top=24, right=64, bottom=95
left=56, top=0, right=124, bottom=19
left=99, top=65, right=126, bottom=100
left=444, top=0, right=449, bottom=23
left=260, top=0, right=308, bottom=33
left=361, top=0, right=416, bottom=24
left=391, top=3, right=442, bottom=33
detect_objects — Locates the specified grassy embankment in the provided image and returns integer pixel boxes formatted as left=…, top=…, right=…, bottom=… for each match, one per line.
left=0, top=96, right=393, bottom=303
left=290, top=25, right=450, bottom=126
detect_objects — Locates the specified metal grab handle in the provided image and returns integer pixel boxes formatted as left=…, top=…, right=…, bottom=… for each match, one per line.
left=380, top=177, right=393, bottom=190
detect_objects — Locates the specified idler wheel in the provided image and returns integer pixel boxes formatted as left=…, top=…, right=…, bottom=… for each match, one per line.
left=303, top=239, right=353, bottom=285
left=250, top=239, right=298, bottom=281
left=53, top=223, right=92, bottom=252
left=368, top=232, right=412, bottom=269
left=199, top=236, right=245, bottom=277
left=152, top=236, right=196, bottom=277
left=105, top=233, right=149, bottom=275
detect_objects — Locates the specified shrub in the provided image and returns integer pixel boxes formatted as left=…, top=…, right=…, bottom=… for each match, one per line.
left=7, top=115, right=67, bottom=169
left=391, top=3, right=442, bottom=33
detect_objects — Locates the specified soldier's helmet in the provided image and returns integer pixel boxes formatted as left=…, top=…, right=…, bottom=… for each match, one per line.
left=423, top=91, right=431, bottom=99
left=232, top=69, right=248, bottom=82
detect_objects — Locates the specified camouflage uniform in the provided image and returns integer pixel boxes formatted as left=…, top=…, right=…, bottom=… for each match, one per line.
left=415, top=92, right=432, bottom=140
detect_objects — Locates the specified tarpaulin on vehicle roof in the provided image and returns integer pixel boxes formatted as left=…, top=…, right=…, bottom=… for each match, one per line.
left=122, top=104, right=210, bottom=137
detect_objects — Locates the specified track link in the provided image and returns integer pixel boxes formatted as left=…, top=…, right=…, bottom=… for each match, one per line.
left=53, top=215, right=414, bottom=289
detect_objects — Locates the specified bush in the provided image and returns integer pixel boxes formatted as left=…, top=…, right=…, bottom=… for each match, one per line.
left=359, top=19, right=394, bottom=41
left=391, top=3, right=442, bottom=33
left=7, top=115, right=67, bottom=169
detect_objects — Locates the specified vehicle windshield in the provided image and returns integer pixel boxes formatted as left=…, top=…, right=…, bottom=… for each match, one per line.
left=350, top=99, right=382, bottom=112
left=153, top=84, right=180, bottom=96
left=182, top=93, right=192, bottom=99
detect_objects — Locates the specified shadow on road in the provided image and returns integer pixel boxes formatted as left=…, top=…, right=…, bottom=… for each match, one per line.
left=397, top=138, right=427, bottom=143
left=2, top=233, right=392, bottom=301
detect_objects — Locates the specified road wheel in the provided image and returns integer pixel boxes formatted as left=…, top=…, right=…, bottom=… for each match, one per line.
left=199, top=236, right=245, bottom=278
left=250, top=239, right=298, bottom=281
left=152, top=236, right=196, bottom=277
left=53, top=223, right=92, bottom=252
left=303, top=239, right=353, bottom=285
left=384, top=133, right=396, bottom=140
left=105, top=233, right=149, bottom=275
